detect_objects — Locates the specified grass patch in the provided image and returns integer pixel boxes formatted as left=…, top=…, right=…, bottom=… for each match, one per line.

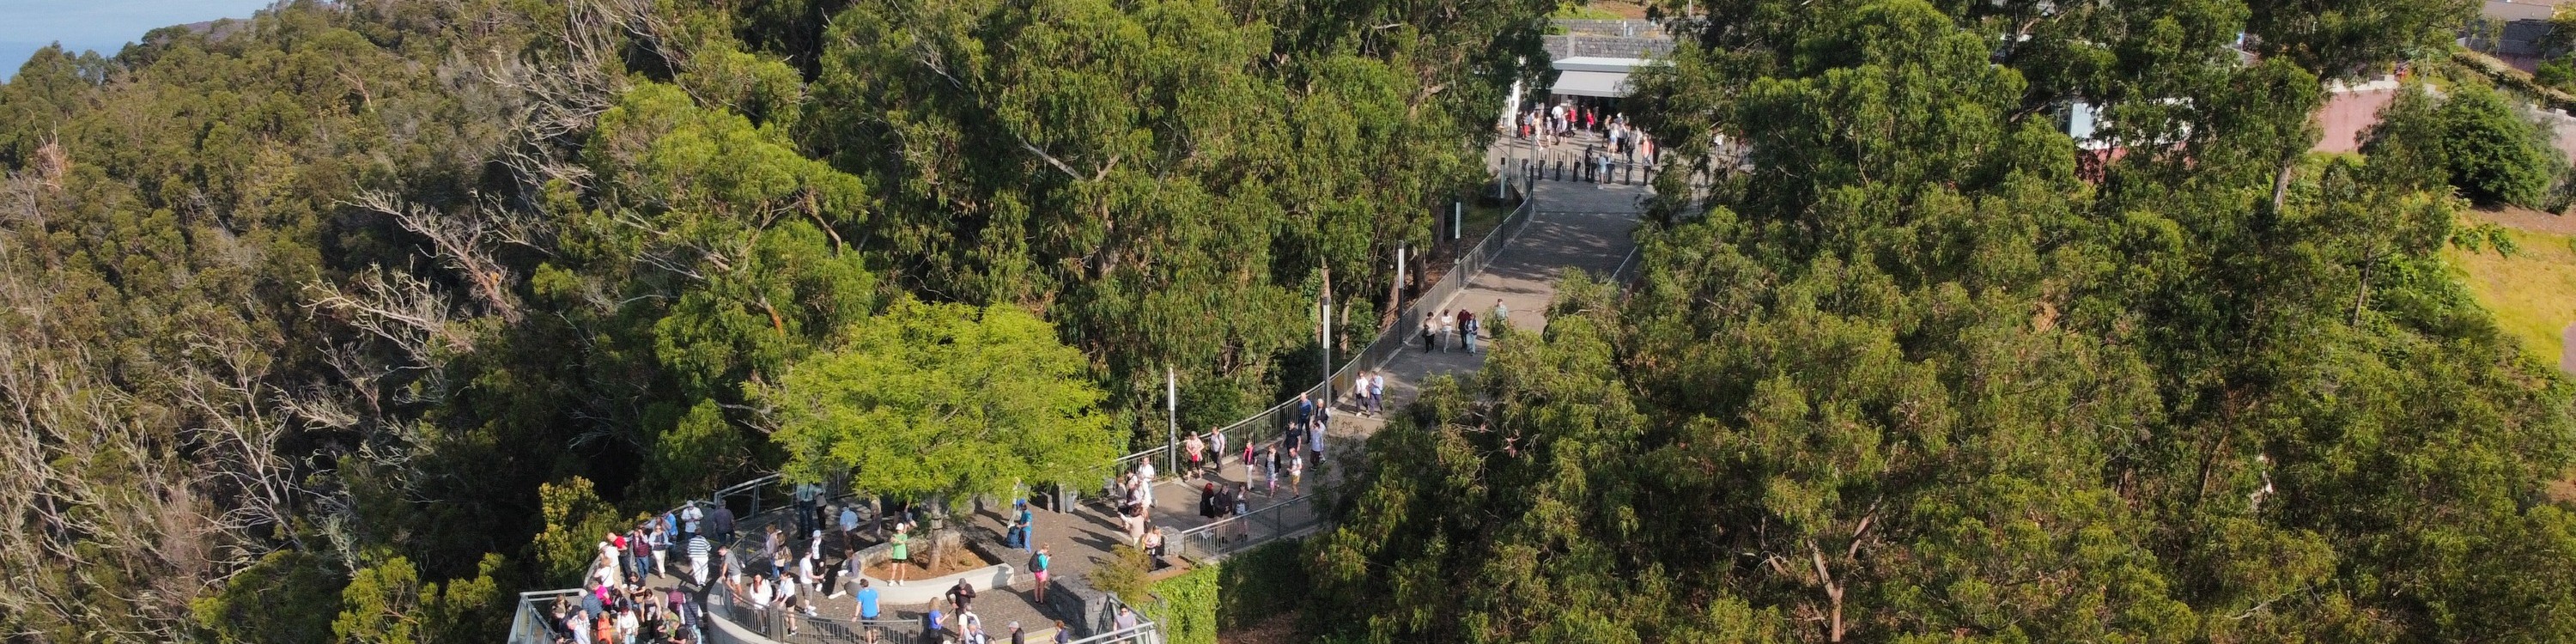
left=2448, top=226, right=2576, bottom=363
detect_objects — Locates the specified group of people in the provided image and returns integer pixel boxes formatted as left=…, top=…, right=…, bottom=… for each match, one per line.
left=1424, top=298, right=1510, bottom=354
left=551, top=580, right=700, bottom=644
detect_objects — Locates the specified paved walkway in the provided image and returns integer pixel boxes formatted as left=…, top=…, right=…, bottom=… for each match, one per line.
left=1139, top=174, right=1649, bottom=542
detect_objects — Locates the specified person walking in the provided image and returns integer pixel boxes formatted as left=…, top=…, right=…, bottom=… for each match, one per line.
left=1420, top=311, right=1436, bottom=351
left=680, top=501, right=702, bottom=543
left=685, top=533, right=712, bottom=587
left=710, top=503, right=738, bottom=546
left=647, top=523, right=671, bottom=580
left=854, top=580, right=882, bottom=634
left=1206, top=429, right=1226, bottom=474
left=1491, top=299, right=1509, bottom=337
left=1289, top=451, right=1304, bottom=494
left=794, top=483, right=823, bottom=537
left=1182, top=431, right=1205, bottom=478
left=1435, top=310, right=1452, bottom=352
left=1370, top=371, right=1387, bottom=416
left=1461, top=310, right=1479, bottom=353
left=1263, top=445, right=1279, bottom=495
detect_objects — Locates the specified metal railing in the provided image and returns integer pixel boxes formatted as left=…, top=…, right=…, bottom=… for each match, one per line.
left=1171, top=494, right=1322, bottom=564
left=1109, top=182, right=1540, bottom=486
left=507, top=589, right=590, bottom=644
left=708, top=577, right=925, bottom=644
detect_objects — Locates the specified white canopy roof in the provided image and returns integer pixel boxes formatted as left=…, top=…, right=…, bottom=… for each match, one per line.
left=1547, top=57, right=1656, bottom=98
left=1550, top=70, right=1631, bottom=98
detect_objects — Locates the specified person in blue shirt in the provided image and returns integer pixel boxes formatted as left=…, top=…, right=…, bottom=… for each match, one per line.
left=924, top=598, right=947, bottom=643
left=1010, top=501, right=1034, bottom=551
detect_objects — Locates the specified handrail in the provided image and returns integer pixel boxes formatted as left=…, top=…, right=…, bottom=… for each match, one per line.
left=1171, top=494, right=1309, bottom=539
left=1109, top=185, right=1540, bottom=481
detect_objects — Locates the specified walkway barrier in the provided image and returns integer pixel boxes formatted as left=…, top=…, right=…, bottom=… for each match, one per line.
left=507, top=589, right=588, bottom=644
left=1109, top=185, right=1539, bottom=485
left=1172, top=494, right=1320, bottom=564
left=708, top=579, right=925, bottom=644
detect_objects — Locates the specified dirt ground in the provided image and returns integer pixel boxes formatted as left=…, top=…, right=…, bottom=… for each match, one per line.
left=865, top=544, right=996, bottom=579
left=1220, top=611, right=1302, bottom=644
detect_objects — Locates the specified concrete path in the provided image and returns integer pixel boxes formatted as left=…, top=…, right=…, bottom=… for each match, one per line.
left=1139, top=176, right=1650, bottom=544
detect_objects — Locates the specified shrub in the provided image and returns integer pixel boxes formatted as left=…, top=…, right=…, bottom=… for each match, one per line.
left=2438, top=85, right=2562, bottom=207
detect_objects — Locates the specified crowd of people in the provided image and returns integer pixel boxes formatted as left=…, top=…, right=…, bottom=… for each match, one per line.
left=1514, top=101, right=1657, bottom=183
left=541, top=491, right=1079, bottom=644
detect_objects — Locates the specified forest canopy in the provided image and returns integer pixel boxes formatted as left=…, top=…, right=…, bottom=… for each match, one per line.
left=0, top=0, right=1546, bottom=639
left=1308, top=0, right=2576, bottom=642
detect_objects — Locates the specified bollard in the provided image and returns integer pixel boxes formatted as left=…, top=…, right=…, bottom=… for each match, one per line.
left=1554, top=161, right=1564, bottom=181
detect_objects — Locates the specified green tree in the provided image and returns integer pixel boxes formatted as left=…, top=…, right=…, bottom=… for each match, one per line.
left=762, top=298, right=1121, bottom=558
left=2436, top=84, right=2560, bottom=207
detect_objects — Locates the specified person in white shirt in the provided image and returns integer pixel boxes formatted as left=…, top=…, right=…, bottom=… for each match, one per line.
left=747, top=575, right=774, bottom=609
left=1439, top=311, right=1456, bottom=352
left=1207, top=429, right=1227, bottom=471
left=1134, top=460, right=1155, bottom=518
left=1309, top=405, right=1327, bottom=465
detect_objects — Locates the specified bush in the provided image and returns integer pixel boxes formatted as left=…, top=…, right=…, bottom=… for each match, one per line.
left=2541, top=60, right=2576, bottom=93
left=2439, top=85, right=2562, bottom=207
left=1144, top=567, right=1220, bottom=644
left=1217, top=539, right=1310, bottom=630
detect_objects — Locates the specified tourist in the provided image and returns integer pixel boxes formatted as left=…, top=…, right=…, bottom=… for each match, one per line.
left=1182, top=431, right=1205, bottom=478
left=685, top=532, right=711, bottom=586
left=1439, top=310, right=1455, bottom=352
left=1013, top=500, right=1036, bottom=552
left=1419, top=311, right=1436, bottom=351
left=1461, top=309, right=1479, bottom=353
left=794, top=481, right=823, bottom=536
left=708, top=503, right=736, bottom=546
left=616, top=605, right=637, bottom=644
left=680, top=501, right=702, bottom=543
left=746, top=574, right=774, bottom=612
left=797, top=547, right=821, bottom=606
left=1200, top=483, right=1220, bottom=519
left=1370, top=371, right=1387, bottom=416
left=1010, top=622, right=1025, bottom=644
left=889, top=522, right=910, bottom=586
left=949, top=579, right=977, bottom=614
left=1263, top=445, right=1279, bottom=495
left=923, top=598, right=948, bottom=644
left=1114, top=606, right=1139, bottom=641
left=1135, top=459, right=1156, bottom=509
left=722, top=545, right=745, bottom=592
left=1491, top=299, right=1509, bottom=337
left=1206, top=429, right=1226, bottom=473
left=1289, top=451, right=1304, bottom=494
left=1309, top=404, right=1327, bottom=465
left=592, top=610, right=616, bottom=644
left=1031, top=544, right=1052, bottom=605
left=761, top=525, right=784, bottom=569
left=1293, top=392, right=1315, bottom=440
left=647, top=523, right=670, bottom=580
